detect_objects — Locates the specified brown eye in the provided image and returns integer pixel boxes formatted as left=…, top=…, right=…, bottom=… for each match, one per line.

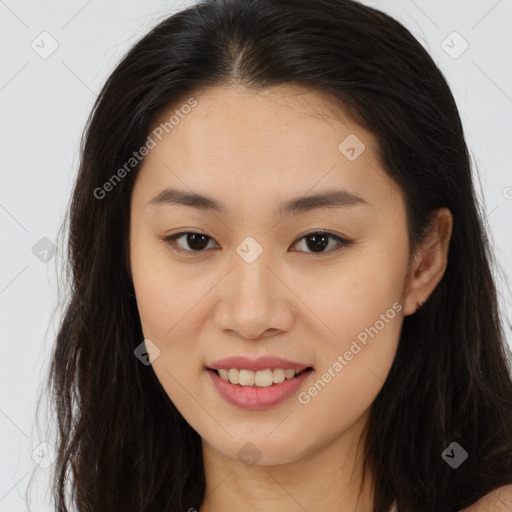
left=163, top=230, right=353, bottom=257
left=291, top=231, right=353, bottom=254
left=164, top=232, right=217, bottom=254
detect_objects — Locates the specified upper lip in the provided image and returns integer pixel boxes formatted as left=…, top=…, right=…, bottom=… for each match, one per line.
left=207, top=356, right=313, bottom=372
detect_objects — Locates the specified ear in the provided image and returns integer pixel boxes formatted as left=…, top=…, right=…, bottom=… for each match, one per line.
left=402, top=207, right=453, bottom=317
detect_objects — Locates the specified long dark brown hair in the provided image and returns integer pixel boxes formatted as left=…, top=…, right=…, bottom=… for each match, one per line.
left=38, top=0, right=512, bottom=510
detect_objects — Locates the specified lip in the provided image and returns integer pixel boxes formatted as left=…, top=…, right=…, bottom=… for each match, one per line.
left=207, top=356, right=313, bottom=372
left=206, top=367, right=314, bottom=410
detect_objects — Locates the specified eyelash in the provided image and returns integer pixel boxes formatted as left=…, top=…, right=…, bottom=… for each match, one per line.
left=161, top=230, right=354, bottom=257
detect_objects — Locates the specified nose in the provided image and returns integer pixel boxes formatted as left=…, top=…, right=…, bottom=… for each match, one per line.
left=213, top=247, right=295, bottom=340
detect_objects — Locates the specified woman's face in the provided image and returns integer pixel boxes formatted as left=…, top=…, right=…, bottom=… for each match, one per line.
left=129, top=83, right=415, bottom=465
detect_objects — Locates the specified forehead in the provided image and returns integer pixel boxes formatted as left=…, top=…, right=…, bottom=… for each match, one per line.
left=135, top=83, right=399, bottom=218
left=147, top=83, right=370, bottom=159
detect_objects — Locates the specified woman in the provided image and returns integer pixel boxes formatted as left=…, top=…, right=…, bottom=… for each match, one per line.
left=44, top=0, right=512, bottom=510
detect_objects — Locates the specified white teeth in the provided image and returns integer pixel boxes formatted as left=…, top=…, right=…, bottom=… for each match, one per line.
left=272, top=368, right=285, bottom=384
left=284, top=368, right=295, bottom=379
left=228, top=368, right=239, bottom=384
left=215, top=368, right=307, bottom=387
left=239, top=369, right=255, bottom=386
left=254, top=369, right=273, bottom=387
left=218, top=369, right=230, bottom=380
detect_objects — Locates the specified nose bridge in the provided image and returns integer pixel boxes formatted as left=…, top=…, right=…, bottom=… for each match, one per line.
left=214, top=236, right=293, bottom=338
left=231, top=237, right=277, bottom=306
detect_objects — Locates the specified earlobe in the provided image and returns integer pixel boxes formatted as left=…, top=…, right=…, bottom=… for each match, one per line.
left=403, top=207, right=453, bottom=316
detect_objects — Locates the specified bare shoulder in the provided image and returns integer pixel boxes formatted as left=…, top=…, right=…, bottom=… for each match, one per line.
left=459, top=484, right=512, bottom=511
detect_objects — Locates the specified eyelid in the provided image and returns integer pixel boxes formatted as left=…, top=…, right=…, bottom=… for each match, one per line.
left=163, top=231, right=219, bottom=255
left=161, top=230, right=354, bottom=256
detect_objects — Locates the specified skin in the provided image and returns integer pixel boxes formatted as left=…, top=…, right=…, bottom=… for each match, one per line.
left=460, top=486, right=512, bottom=512
left=129, top=83, right=454, bottom=512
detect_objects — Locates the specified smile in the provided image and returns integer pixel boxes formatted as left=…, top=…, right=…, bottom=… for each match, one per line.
left=206, top=367, right=314, bottom=410
left=212, top=367, right=312, bottom=387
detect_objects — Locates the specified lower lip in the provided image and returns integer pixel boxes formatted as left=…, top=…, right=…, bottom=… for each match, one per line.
left=206, top=368, right=314, bottom=410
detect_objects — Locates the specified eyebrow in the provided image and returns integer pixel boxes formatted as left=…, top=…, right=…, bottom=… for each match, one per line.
left=147, top=187, right=369, bottom=216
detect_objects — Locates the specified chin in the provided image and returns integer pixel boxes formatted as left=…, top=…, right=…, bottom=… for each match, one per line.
left=203, top=433, right=310, bottom=467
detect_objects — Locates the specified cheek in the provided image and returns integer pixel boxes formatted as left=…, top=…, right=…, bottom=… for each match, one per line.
left=294, top=263, right=405, bottom=431
left=304, top=238, right=407, bottom=382
left=131, top=261, right=205, bottom=359
left=307, top=245, right=405, bottom=333
left=129, top=228, right=218, bottom=382
left=130, top=223, right=192, bottom=334
left=130, top=239, right=209, bottom=414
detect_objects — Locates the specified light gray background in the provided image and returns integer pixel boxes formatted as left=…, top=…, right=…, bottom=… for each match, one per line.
left=1, top=0, right=511, bottom=510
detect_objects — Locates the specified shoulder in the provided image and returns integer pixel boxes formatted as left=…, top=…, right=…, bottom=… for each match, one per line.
left=459, top=484, right=512, bottom=511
